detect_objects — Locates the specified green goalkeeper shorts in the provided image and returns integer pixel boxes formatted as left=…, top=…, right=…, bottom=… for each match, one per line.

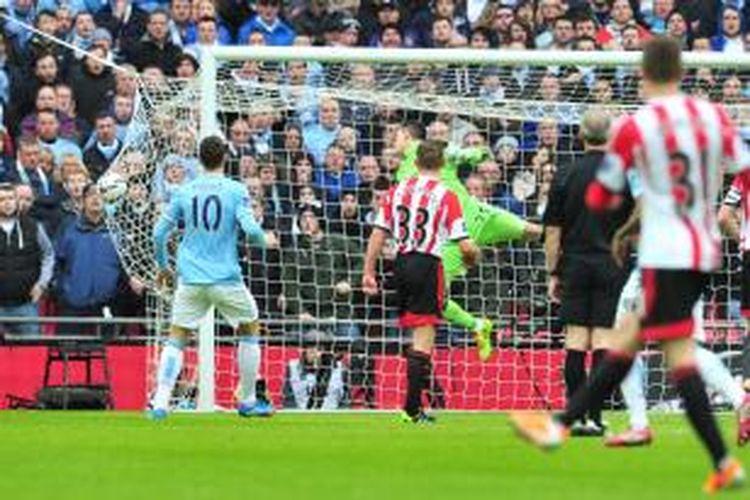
left=463, top=201, right=526, bottom=245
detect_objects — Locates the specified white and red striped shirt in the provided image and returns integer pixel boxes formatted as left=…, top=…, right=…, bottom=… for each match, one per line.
left=723, top=171, right=750, bottom=252
left=374, top=176, right=468, bottom=258
left=598, top=94, right=750, bottom=271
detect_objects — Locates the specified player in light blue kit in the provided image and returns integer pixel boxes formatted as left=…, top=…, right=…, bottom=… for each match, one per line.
left=150, top=135, right=272, bottom=419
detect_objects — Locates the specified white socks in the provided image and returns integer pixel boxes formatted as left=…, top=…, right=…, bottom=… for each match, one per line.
left=152, top=339, right=185, bottom=410
left=696, top=346, right=745, bottom=410
left=619, top=347, right=744, bottom=430
left=237, top=337, right=261, bottom=405
left=621, top=354, right=650, bottom=431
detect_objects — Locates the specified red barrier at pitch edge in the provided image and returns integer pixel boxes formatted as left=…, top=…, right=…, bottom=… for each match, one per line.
left=0, top=346, right=565, bottom=410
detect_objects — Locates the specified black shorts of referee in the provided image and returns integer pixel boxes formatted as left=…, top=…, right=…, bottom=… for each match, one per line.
left=559, top=253, right=628, bottom=328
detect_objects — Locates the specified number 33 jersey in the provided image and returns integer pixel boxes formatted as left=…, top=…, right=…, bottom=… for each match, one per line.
left=598, top=94, right=750, bottom=272
left=153, top=173, right=264, bottom=284
left=374, top=175, right=468, bottom=258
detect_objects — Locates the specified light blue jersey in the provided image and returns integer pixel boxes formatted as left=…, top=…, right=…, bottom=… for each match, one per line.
left=153, top=173, right=265, bottom=285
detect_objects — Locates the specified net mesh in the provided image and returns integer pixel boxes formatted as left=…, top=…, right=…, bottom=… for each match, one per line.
left=104, top=56, right=749, bottom=411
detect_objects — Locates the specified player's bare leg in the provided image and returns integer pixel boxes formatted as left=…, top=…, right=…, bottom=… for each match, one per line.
left=401, top=325, right=437, bottom=423
left=441, top=244, right=492, bottom=362
left=149, top=325, right=191, bottom=420
left=660, top=338, right=745, bottom=493
left=739, top=320, right=750, bottom=446
left=236, top=321, right=274, bottom=417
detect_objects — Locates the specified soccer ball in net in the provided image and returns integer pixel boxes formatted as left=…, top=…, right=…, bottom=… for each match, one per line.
left=98, top=172, right=128, bottom=204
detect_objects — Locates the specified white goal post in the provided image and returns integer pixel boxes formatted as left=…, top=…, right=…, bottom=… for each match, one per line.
left=136, top=46, right=750, bottom=413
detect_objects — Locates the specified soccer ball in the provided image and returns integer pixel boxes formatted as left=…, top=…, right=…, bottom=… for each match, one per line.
left=98, top=172, right=128, bottom=204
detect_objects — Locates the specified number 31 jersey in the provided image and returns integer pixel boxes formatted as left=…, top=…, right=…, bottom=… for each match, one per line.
left=598, top=94, right=750, bottom=272
left=153, top=173, right=264, bottom=284
left=374, top=175, right=468, bottom=258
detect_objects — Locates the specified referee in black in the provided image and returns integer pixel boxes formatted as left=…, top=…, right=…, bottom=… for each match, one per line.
left=543, top=109, right=632, bottom=436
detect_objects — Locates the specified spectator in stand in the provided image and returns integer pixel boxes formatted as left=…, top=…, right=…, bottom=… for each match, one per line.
left=237, top=0, right=296, bottom=46
left=640, top=0, right=675, bottom=35
left=4, top=0, right=37, bottom=55
left=167, top=0, right=194, bottom=46
left=597, top=0, right=649, bottom=49
left=94, top=0, right=150, bottom=58
left=407, top=0, right=469, bottom=48
left=316, top=144, right=359, bottom=206
left=69, top=47, right=116, bottom=126
left=275, top=123, right=304, bottom=172
left=0, top=183, right=55, bottom=336
left=367, top=0, right=402, bottom=46
left=355, top=154, right=380, bottom=206
left=712, top=5, right=745, bottom=53
left=302, top=96, right=341, bottom=167
left=36, top=110, right=83, bottom=167
left=430, top=16, right=465, bottom=48
left=491, top=4, right=515, bottom=45
left=507, top=19, right=534, bottom=48
left=58, top=165, right=89, bottom=231
left=330, top=189, right=366, bottom=241
left=124, top=9, right=182, bottom=75
left=55, top=83, right=91, bottom=145
left=665, top=9, right=693, bottom=50
left=83, top=112, right=123, bottom=181
left=290, top=153, right=319, bottom=200
left=111, top=93, right=135, bottom=141
left=70, top=11, right=98, bottom=58
left=174, top=49, right=199, bottom=78
left=280, top=204, right=362, bottom=337
left=550, top=15, right=575, bottom=50
left=20, top=85, right=64, bottom=139
left=54, top=183, right=140, bottom=333
left=8, top=53, right=61, bottom=138
left=184, top=16, right=219, bottom=60
left=258, top=158, right=291, bottom=218
left=722, top=74, right=743, bottom=104
left=377, top=24, right=404, bottom=47
left=574, top=14, right=599, bottom=41
left=14, top=183, right=35, bottom=216
left=534, top=0, right=566, bottom=48
left=6, top=137, right=52, bottom=195
left=185, top=0, right=232, bottom=45
left=291, top=0, right=329, bottom=45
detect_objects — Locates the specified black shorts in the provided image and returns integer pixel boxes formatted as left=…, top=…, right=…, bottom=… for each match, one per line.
left=640, top=269, right=708, bottom=341
left=742, top=252, right=750, bottom=318
left=394, top=253, right=444, bottom=328
left=560, top=254, right=627, bottom=329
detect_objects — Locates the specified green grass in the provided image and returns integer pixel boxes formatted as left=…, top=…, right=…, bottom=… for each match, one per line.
left=0, top=412, right=746, bottom=499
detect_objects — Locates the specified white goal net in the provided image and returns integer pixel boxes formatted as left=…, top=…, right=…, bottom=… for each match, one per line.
left=104, top=47, right=750, bottom=412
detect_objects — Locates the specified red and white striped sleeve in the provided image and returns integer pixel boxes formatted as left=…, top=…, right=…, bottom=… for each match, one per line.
left=443, top=191, right=468, bottom=241
left=373, top=186, right=395, bottom=233
left=598, top=115, right=642, bottom=193
left=724, top=174, right=745, bottom=208
left=715, top=103, right=750, bottom=174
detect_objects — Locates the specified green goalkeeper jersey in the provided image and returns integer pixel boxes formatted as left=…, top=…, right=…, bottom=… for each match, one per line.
left=395, top=141, right=489, bottom=196
left=395, top=140, right=491, bottom=238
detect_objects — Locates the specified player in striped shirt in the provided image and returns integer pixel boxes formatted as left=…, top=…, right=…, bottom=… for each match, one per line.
left=394, top=123, right=541, bottom=362
left=606, top=170, right=749, bottom=447
left=512, top=37, right=746, bottom=493
left=718, top=172, right=750, bottom=413
left=150, top=136, right=272, bottom=420
left=362, top=140, right=479, bottom=423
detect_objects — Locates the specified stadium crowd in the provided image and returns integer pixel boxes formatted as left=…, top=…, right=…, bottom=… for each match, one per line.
left=0, top=0, right=747, bottom=340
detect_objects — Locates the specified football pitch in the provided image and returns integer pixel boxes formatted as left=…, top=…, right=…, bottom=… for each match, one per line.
left=0, top=412, right=745, bottom=499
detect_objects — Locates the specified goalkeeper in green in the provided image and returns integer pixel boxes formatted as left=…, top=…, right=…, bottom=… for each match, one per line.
left=393, top=123, right=542, bottom=361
